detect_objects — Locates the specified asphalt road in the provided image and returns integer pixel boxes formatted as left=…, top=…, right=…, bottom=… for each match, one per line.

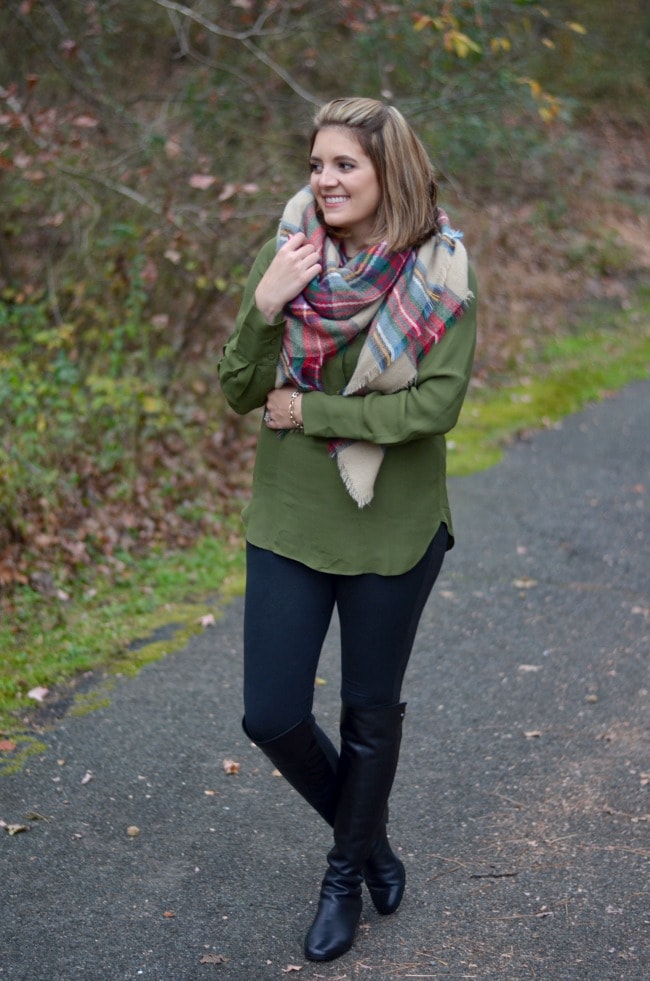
left=1, top=380, right=649, bottom=980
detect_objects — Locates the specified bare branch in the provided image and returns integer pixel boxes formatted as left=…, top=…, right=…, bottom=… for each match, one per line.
left=152, top=0, right=321, bottom=105
left=152, top=0, right=279, bottom=42
left=9, top=0, right=135, bottom=126
left=240, top=38, right=321, bottom=106
left=55, top=163, right=208, bottom=237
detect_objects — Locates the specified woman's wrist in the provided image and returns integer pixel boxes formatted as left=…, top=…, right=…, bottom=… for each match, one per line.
left=289, top=390, right=304, bottom=430
left=254, top=284, right=283, bottom=324
left=255, top=299, right=281, bottom=323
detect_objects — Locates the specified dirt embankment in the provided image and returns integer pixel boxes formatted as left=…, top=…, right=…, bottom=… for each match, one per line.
left=462, top=113, right=650, bottom=382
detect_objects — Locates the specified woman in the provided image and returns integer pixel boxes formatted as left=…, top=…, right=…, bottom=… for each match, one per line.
left=218, top=97, right=477, bottom=962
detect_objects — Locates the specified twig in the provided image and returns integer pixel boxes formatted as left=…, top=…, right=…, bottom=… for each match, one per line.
left=240, top=38, right=321, bottom=106
left=488, top=790, right=527, bottom=809
left=152, top=0, right=280, bottom=42
left=152, top=0, right=321, bottom=106
left=470, top=868, right=518, bottom=879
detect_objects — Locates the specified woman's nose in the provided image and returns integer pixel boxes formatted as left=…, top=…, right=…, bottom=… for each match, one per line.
left=318, top=166, right=338, bottom=187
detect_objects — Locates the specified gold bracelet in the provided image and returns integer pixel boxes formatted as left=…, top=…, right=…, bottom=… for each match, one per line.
left=289, top=390, right=304, bottom=430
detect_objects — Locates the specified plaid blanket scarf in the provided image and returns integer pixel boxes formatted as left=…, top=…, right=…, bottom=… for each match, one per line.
left=275, top=185, right=472, bottom=507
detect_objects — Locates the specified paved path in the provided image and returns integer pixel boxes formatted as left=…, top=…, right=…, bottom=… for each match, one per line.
left=1, top=381, right=649, bottom=980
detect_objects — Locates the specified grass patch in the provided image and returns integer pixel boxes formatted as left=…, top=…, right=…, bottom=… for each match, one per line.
left=0, top=736, right=48, bottom=777
left=0, top=529, right=245, bottom=737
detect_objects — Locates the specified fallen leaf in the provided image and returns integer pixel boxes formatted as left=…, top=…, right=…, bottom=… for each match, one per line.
left=163, top=910, right=175, bottom=918
left=640, top=773, right=650, bottom=787
left=197, top=613, right=216, bottom=628
left=165, top=138, right=183, bottom=159
left=13, top=152, right=32, bottom=169
left=0, top=564, right=28, bottom=586
left=81, top=770, right=94, bottom=784
left=512, top=577, right=538, bottom=589
left=217, top=182, right=237, bottom=201
left=5, top=824, right=29, bottom=835
left=27, top=686, right=49, bottom=702
left=199, top=952, right=227, bottom=964
left=126, top=825, right=140, bottom=837
left=189, top=174, right=217, bottom=190
left=281, top=966, right=303, bottom=974
left=524, top=730, right=542, bottom=739
left=71, top=114, right=99, bottom=128
left=59, top=38, right=78, bottom=57
left=222, top=759, right=240, bottom=775
left=204, top=789, right=217, bottom=796
left=518, top=664, right=542, bottom=673
left=0, top=739, right=17, bottom=752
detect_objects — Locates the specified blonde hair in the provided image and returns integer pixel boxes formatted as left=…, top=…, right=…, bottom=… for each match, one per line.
left=310, top=97, right=439, bottom=252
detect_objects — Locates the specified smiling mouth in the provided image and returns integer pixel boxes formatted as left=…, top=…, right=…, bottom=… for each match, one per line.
left=323, top=196, right=349, bottom=206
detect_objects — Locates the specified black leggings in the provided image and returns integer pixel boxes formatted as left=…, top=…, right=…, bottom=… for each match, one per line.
left=243, top=523, right=448, bottom=742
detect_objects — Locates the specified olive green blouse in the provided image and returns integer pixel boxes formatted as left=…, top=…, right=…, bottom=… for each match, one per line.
left=218, top=238, right=477, bottom=575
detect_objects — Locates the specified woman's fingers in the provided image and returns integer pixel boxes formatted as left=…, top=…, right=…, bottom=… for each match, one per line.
left=254, top=236, right=321, bottom=321
left=279, top=234, right=321, bottom=281
left=264, top=386, right=298, bottom=429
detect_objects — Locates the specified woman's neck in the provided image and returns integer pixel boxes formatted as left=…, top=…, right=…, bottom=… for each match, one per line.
left=340, top=237, right=367, bottom=260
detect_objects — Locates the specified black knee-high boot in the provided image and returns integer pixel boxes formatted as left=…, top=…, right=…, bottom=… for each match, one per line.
left=304, top=702, right=406, bottom=962
left=242, top=714, right=338, bottom=825
left=243, top=713, right=406, bottom=917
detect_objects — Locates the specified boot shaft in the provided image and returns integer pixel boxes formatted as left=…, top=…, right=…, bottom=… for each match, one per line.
left=332, top=702, right=406, bottom=865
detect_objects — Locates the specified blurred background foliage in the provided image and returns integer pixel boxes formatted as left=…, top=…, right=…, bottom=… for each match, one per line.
left=0, top=0, right=648, bottom=591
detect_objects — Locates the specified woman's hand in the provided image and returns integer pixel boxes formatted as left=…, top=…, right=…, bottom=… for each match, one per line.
left=264, top=386, right=303, bottom=430
left=254, top=233, right=321, bottom=323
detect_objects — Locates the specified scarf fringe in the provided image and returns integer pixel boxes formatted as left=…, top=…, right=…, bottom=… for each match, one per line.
left=334, top=441, right=385, bottom=509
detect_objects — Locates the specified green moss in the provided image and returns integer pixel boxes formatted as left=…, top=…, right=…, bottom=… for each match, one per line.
left=0, top=736, right=48, bottom=777
left=68, top=689, right=114, bottom=718
left=0, top=531, right=245, bottom=735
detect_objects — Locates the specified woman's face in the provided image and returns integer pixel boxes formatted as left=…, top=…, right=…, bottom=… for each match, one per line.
left=309, top=126, right=381, bottom=253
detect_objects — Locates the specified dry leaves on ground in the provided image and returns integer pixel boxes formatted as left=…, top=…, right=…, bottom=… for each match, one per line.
left=199, top=952, right=228, bottom=964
